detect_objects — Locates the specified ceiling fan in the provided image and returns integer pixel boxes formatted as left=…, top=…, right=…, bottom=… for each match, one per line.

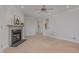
left=35, top=5, right=53, bottom=13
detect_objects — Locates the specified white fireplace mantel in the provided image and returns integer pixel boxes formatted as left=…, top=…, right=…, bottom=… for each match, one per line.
left=8, top=25, right=24, bottom=27
left=8, top=25, right=24, bottom=47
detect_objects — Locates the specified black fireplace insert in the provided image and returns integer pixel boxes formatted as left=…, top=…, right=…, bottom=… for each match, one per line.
left=11, top=29, right=22, bottom=46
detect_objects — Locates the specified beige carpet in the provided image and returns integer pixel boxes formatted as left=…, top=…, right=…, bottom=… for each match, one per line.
left=4, top=35, right=79, bottom=53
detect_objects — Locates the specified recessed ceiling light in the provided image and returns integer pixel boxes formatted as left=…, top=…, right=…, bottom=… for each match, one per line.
left=21, top=6, right=24, bottom=8
left=66, top=6, right=70, bottom=8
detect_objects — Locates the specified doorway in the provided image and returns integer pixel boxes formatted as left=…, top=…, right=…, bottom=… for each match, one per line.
left=37, top=20, right=43, bottom=35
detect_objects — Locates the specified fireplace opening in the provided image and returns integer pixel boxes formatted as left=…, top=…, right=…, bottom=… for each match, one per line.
left=11, top=29, right=22, bottom=46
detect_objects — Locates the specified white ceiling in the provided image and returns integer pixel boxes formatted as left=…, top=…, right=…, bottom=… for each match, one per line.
left=18, top=5, right=79, bottom=18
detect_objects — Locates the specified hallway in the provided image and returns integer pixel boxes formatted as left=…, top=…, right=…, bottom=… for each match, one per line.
left=4, top=35, right=79, bottom=53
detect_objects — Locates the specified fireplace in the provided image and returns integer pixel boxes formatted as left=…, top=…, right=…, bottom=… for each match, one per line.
left=8, top=25, right=25, bottom=47
left=11, top=29, right=22, bottom=46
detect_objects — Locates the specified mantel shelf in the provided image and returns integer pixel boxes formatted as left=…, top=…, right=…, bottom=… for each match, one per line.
left=8, top=25, right=24, bottom=27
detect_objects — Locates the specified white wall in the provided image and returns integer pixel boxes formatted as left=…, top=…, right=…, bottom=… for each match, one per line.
left=45, top=8, right=79, bottom=43
left=7, top=6, right=24, bottom=39
left=24, top=16, right=37, bottom=36
left=7, top=6, right=24, bottom=25
left=0, top=6, right=8, bottom=52
left=0, top=6, right=24, bottom=52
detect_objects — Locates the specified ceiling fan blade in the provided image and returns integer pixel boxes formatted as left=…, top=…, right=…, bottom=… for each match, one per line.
left=35, top=8, right=41, bottom=11
left=37, top=10, right=48, bottom=14
left=36, top=10, right=42, bottom=14
left=42, top=5, right=46, bottom=8
left=47, top=8, right=54, bottom=10
left=45, top=10, right=48, bottom=13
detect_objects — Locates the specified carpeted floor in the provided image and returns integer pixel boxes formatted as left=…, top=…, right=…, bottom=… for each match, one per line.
left=4, top=35, right=79, bottom=53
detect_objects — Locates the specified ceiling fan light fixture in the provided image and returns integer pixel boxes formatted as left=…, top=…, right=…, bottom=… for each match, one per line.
left=41, top=8, right=47, bottom=11
left=35, top=5, right=53, bottom=14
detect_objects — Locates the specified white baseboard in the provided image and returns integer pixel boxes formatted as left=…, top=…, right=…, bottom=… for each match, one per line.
left=0, top=48, right=6, bottom=53
left=45, top=34, right=79, bottom=43
left=0, top=49, right=3, bottom=53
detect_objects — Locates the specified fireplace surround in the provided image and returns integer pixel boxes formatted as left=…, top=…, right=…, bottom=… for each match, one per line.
left=8, top=25, right=24, bottom=47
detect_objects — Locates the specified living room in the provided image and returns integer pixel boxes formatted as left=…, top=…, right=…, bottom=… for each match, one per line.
left=0, top=5, right=79, bottom=53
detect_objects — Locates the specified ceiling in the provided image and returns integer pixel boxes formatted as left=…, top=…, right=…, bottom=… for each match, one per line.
left=18, top=5, right=79, bottom=18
